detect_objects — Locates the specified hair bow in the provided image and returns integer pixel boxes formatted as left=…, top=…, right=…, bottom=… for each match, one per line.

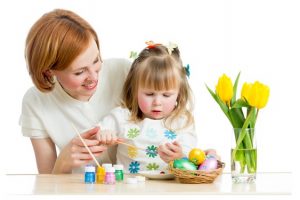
left=129, top=51, right=138, bottom=59
left=145, top=41, right=161, bottom=49
left=184, top=64, right=190, bottom=78
left=165, top=42, right=178, bottom=54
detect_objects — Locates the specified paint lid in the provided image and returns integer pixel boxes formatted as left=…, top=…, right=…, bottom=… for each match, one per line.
left=102, top=163, right=112, bottom=170
left=85, top=165, right=95, bottom=172
left=106, top=167, right=115, bottom=173
left=125, top=177, right=138, bottom=184
left=113, top=164, right=124, bottom=170
left=136, top=176, right=146, bottom=182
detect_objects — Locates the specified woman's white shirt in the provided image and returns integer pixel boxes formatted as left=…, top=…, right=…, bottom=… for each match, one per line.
left=19, top=58, right=131, bottom=170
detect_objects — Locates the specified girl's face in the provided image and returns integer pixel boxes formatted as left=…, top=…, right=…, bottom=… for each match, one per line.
left=51, top=39, right=101, bottom=101
left=137, top=87, right=179, bottom=120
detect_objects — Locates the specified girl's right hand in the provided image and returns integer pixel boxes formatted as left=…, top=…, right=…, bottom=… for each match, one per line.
left=96, top=128, right=119, bottom=145
left=53, top=127, right=107, bottom=173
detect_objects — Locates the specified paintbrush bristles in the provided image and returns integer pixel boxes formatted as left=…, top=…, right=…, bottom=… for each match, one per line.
left=71, top=124, right=101, bottom=167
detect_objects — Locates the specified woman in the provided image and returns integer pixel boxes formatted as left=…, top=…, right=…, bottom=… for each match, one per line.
left=19, top=9, right=130, bottom=173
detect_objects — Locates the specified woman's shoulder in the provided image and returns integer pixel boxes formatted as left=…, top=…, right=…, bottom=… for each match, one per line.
left=22, top=86, right=44, bottom=103
left=22, top=86, right=58, bottom=108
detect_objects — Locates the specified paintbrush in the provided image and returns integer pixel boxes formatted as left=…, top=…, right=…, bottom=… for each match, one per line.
left=116, top=140, right=146, bottom=152
left=71, top=123, right=101, bottom=167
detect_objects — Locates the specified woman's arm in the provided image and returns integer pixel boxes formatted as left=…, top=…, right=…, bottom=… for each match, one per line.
left=30, top=138, right=57, bottom=174
left=31, top=127, right=108, bottom=174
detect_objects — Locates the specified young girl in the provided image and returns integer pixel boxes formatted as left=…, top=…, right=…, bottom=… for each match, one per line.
left=97, top=42, right=197, bottom=173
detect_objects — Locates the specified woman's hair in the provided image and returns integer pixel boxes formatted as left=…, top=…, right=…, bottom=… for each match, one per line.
left=25, top=9, right=100, bottom=92
left=122, top=45, right=194, bottom=130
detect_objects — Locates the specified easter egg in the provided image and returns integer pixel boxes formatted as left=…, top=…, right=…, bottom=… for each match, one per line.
left=182, top=157, right=189, bottom=161
left=206, top=154, right=217, bottom=159
left=205, top=149, right=217, bottom=155
left=173, top=159, right=197, bottom=170
left=198, top=158, right=218, bottom=171
left=188, top=148, right=206, bottom=165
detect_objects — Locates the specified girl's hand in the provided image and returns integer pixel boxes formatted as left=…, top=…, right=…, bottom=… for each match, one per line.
left=204, top=148, right=221, bottom=160
left=53, top=127, right=107, bottom=173
left=158, top=141, right=184, bottom=163
left=96, top=128, right=119, bottom=145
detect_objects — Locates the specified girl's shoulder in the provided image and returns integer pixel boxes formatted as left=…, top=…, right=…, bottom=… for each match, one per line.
left=169, top=115, right=195, bottom=131
left=109, top=106, right=131, bottom=118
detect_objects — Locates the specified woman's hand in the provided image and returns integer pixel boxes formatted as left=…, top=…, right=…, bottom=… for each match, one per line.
left=53, top=127, right=107, bottom=173
left=158, top=141, right=184, bottom=163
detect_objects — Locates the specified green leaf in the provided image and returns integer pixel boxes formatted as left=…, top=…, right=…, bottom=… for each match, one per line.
left=206, top=84, right=231, bottom=122
left=229, top=108, right=245, bottom=128
left=235, top=108, right=255, bottom=148
left=230, top=72, right=241, bottom=106
left=232, top=99, right=249, bottom=109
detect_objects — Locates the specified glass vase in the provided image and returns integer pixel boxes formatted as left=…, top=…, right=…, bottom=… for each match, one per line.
left=231, top=128, right=257, bottom=183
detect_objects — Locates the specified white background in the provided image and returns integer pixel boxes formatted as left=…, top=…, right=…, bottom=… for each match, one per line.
left=0, top=0, right=298, bottom=176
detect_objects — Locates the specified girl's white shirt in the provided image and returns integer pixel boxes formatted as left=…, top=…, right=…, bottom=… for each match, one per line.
left=98, top=106, right=197, bottom=173
left=19, top=58, right=131, bottom=171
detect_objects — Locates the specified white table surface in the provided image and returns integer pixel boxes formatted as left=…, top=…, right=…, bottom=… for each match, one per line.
left=4, top=172, right=292, bottom=195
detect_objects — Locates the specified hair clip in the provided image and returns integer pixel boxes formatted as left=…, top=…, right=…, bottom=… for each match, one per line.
left=129, top=51, right=138, bottom=59
left=184, top=64, right=190, bottom=78
left=145, top=41, right=161, bottom=49
left=165, top=42, right=178, bottom=54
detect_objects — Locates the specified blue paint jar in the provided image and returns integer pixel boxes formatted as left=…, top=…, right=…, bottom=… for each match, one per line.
left=84, top=165, right=95, bottom=184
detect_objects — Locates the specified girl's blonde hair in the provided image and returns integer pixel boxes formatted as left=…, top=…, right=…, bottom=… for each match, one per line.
left=25, top=9, right=100, bottom=92
left=122, top=45, right=194, bottom=130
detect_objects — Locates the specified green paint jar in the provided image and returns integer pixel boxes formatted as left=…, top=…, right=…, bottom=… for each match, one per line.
left=114, top=164, right=124, bottom=182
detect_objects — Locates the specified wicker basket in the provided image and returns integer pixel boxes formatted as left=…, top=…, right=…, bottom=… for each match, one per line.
left=168, top=160, right=225, bottom=184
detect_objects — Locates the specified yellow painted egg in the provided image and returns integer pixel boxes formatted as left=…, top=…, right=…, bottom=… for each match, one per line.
left=188, top=148, right=206, bottom=165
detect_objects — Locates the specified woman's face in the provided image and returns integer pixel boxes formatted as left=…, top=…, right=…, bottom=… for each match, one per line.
left=51, top=39, right=101, bottom=101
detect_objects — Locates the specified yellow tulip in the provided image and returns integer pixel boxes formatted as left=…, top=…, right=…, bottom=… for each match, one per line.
left=247, top=81, right=270, bottom=109
left=241, top=82, right=252, bottom=101
left=216, top=74, right=233, bottom=104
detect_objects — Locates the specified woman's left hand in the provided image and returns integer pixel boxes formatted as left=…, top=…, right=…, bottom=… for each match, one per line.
left=158, top=141, right=184, bottom=163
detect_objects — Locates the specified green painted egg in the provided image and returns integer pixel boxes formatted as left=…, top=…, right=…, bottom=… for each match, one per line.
left=173, top=158, right=197, bottom=170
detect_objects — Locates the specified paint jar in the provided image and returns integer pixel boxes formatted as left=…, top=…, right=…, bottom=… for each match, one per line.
left=114, top=164, right=124, bottom=182
left=102, top=163, right=112, bottom=170
left=105, top=167, right=116, bottom=185
left=96, top=166, right=105, bottom=184
left=84, top=165, right=95, bottom=184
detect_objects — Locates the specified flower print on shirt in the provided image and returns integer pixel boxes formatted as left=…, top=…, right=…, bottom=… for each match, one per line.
left=128, top=146, right=138, bottom=159
left=164, top=129, right=177, bottom=140
left=124, top=124, right=141, bottom=139
left=146, top=145, right=158, bottom=158
left=129, top=161, right=140, bottom=173
left=146, top=163, right=160, bottom=170
left=126, top=127, right=140, bottom=139
left=145, top=127, right=158, bottom=138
